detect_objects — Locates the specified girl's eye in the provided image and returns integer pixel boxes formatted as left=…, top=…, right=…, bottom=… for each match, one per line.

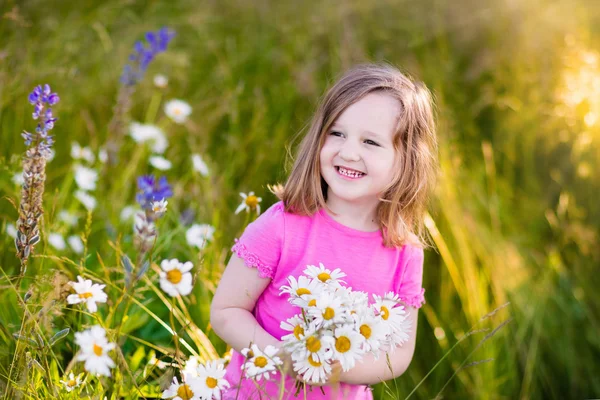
left=365, top=139, right=379, bottom=146
left=330, top=131, right=343, bottom=137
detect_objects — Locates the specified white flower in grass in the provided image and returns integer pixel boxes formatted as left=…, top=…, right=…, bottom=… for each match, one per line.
left=12, top=171, right=24, bottom=186
left=159, top=259, right=194, bottom=297
left=59, top=372, right=83, bottom=392
left=74, top=164, right=98, bottom=191
left=71, top=142, right=95, bottom=164
left=235, top=192, right=262, bottom=215
left=307, top=291, right=347, bottom=329
left=74, top=325, right=115, bottom=377
left=279, top=275, right=323, bottom=305
left=68, top=235, right=84, bottom=254
left=165, top=99, right=192, bottom=124
left=148, top=354, right=171, bottom=370
left=58, top=210, right=79, bottom=227
left=149, top=155, right=172, bottom=170
left=129, top=122, right=168, bottom=154
left=67, top=276, right=108, bottom=313
left=186, top=224, right=215, bottom=249
left=293, top=352, right=332, bottom=385
left=241, top=344, right=283, bottom=381
left=154, top=74, right=168, bottom=88
left=120, top=206, right=137, bottom=221
left=48, top=233, right=66, bottom=251
left=152, top=199, right=168, bottom=217
left=304, top=263, right=347, bottom=286
left=182, top=355, right=201, bottom=377
left=373, top=292, right=411, bottom=348
left=161, top=376, right=203, bottom=400
left=331, top=325, right=365, bottom=371
left=6, top=223, right=17, bottom=239
left=75, top=190, right=97, bottom=211
left=196, top=359, right=230, bottom=397
left=191, top=154, right=209, bottom=177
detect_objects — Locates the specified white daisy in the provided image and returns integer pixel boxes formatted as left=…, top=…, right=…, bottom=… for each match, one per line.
left=293, top=352, right=332, bottom=385
left=12, top=171, right=24, bottom=186
left=291, top=327, right=334, bottom=365
left=71, top=142, right=95, bottom=164
left=196, top=359, right=230, bottom=398
left=353, top=312, right=387, bottom=356
left=74, top=325, right=115, bottom=377
left=59, top=372, right=83, bottom=392
left=75, top=190, right=97, bottom=211
left=74, top=164, right=98, bottom=191
left=161, top=376, right=203, bottom=400
left=151, top=199, right=168, bottom=217
left=307, top=291, right=347, bottom=329
left=191, top=154, right=209, bottom=177
left=67, top=276, right=108, bottom=313
left=153, top=74, right=168, bottom=88
left=129, top=122, right=168, bottom=154
left=149, top=155, right=172, bottom=170
left=185, top=224, right=215, bottom=249
left=241, top=344, right=283, bottom=381
left=303, top=263, right=347, bottom=286
left=6, top=223, right=17, bottom=239
left=159, top=259, right=194, bottom=297
left=182, top=355, right=201, bottom=377
left=48, top=232, right=66, bottom=251
left=68, top=235, right=84, bottom=254
left=58, top=210, right=79, bottom=227
left=330, top=325, right=365, bottom=371
left=164, top=99, right=192, bottom=124
left=234, top=192, right=262, bottom=215
left=120, top=206, right=137, bottom=221
left=373, top=292, right=411, bottom=349
left=279, top=275, right=323, bottom=304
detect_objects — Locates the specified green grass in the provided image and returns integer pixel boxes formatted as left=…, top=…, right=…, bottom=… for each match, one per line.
left=1, top=0, right=599, bottom=398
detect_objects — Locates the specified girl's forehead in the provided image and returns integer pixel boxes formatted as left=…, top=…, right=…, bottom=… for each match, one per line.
left=332, top=93, right=401, bottom=140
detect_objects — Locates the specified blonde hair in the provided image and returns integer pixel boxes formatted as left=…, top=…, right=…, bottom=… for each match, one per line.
left=271, top=63, right=438, bottom=248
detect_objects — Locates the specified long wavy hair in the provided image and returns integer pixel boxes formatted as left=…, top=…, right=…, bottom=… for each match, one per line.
left=271, top=63, right=438, bottom=248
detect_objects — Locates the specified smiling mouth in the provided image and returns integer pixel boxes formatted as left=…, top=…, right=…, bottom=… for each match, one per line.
left=336, top=166, right=366, bottom=178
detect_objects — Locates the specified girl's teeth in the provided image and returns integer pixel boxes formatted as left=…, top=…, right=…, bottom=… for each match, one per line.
left=339, top=167, right=363, bottom=178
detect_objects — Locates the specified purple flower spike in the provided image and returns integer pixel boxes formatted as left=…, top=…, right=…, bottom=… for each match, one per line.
left=24, top=84, right=59, bottom=151
left=136, top=175, right=173, bottom=210
left=121, top=27, right=175, bottom=87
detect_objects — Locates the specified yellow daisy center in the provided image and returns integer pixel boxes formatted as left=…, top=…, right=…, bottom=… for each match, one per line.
left=167, top=269, right=182, bottom=284
left=323, top=307, right=335, bottom=320
left=206, top=376, right=218, bottom=389
left=67, top=379, right=77, bottom=387
left=296, top=288, right=311, bottom=296
left=174, top=108, right=182, bottom=115
left=335, top=336, right=351, bottom=353
left=254, top=356, right=268, bottom=368
left=93, top=343, right=103, bottom=356
left=308, top=299, right=317, bottom=307
left=380, top=306, right=390, bottom=320
left=78, top=292, right=93, bottom=299
left=176, top=384, right=194, bottom=400
left=360, top=324, right=372, bottom=339
left=293, top=325, right=304, bottom=340
left=308, top=357, right=322, bottom=367
left=245, top=195, right=259, bottom=209
left=317, top=272, right=331, bottom=282
left=306, top=336, right=321, bottom=353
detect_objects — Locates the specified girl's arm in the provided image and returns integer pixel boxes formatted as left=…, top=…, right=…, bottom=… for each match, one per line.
left=210, top=254, right=281, bottom=352
left=338, top=307, right=419, bottom=385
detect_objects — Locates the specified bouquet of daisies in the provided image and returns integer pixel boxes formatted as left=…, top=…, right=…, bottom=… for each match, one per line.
left=274, top=263, right=412, bottom=384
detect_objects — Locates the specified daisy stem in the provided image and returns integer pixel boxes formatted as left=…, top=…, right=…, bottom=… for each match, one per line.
left=145, top=92, right=162, bottom=124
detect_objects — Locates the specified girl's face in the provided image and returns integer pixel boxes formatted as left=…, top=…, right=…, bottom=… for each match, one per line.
left=319, top=92, right=400, bottom=209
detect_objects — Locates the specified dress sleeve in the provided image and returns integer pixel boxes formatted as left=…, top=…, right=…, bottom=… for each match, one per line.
left=230, top=201, right=284, bottom=279
left=397, top=246, right=426, bottom=309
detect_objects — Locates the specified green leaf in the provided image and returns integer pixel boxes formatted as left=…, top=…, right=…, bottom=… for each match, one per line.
left=12, top=333, right=38, bottom=348
left=49, top=328, right=70, bottom=346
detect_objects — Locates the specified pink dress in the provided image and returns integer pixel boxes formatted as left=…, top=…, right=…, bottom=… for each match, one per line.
left=222, top=201, right=425, bottom=400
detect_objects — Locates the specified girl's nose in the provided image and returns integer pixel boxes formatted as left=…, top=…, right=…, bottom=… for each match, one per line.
left=338, top=140, right=361, bottom=162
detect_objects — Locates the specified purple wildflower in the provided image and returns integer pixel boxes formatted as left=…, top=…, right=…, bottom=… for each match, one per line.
left=24, top=84, right=60, bottom=153
left=136, top=175, right=173, bottom=210
left=120, top=27, right=175, bottom=86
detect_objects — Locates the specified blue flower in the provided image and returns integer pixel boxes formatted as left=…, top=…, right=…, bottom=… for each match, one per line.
left=136, top=175, right=173, bottom=210
left=121, top=27, right=175, bottom=87
left=23, top=84, right=59, bottom=150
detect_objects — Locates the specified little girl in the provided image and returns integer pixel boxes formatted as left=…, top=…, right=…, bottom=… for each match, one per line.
left=211, top=63, right=438, bottom=399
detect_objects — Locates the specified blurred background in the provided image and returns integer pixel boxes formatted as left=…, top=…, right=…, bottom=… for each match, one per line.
left=1, top=0, right=599, bottom=398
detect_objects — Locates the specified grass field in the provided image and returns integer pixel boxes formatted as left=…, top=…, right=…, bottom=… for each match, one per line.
left=0, top=0, right=599, bottom=398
